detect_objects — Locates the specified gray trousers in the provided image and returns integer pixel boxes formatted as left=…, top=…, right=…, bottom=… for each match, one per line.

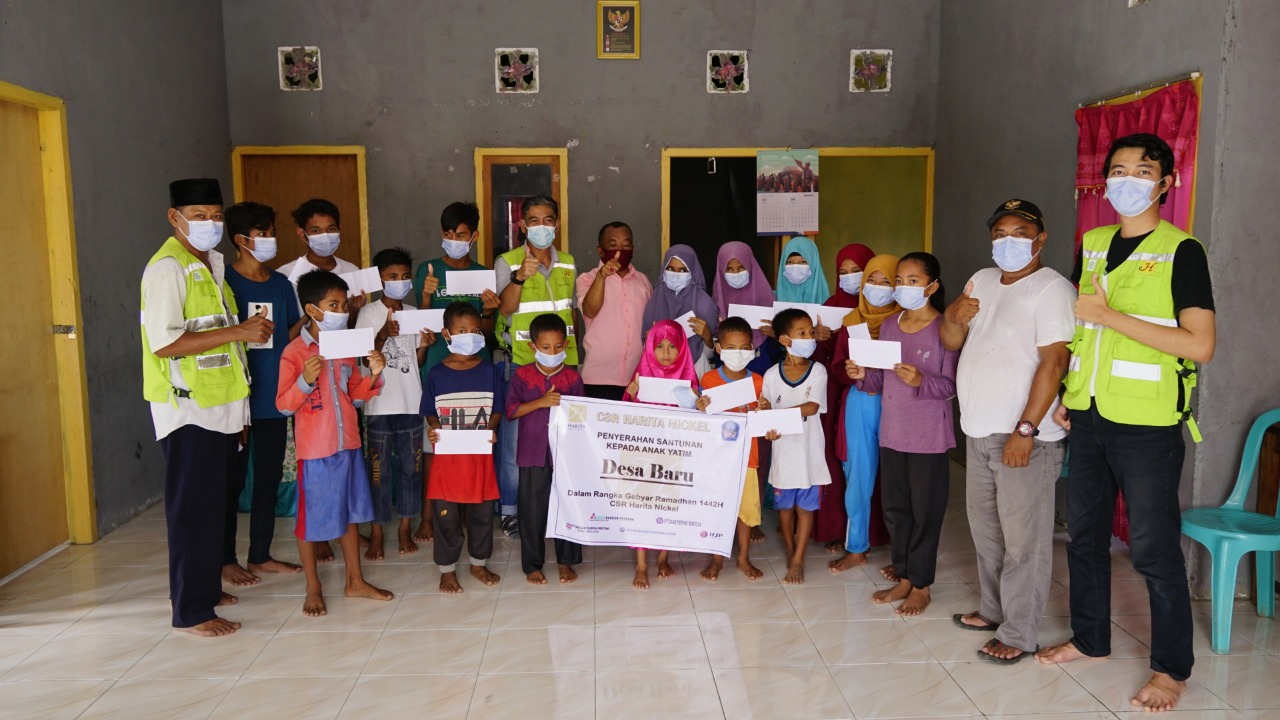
left=965, top=434, right=1065, bottom=652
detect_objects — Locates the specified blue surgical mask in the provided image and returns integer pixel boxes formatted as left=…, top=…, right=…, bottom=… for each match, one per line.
left=893, top=283, right=934, bottom=311
left=724, top=270, right=750, bottom=289
left=992, top=236, right=1038, bottom=273
left=243, top=235, right=276, bottom=263
left=783, top=264, right=812, bottom=285
left=526, top=225, right=556, bottom=249
left=446, top=332, right=485, bottom=356
left=535, top=349, right=566, bottom=367
left=1105, top=176, right=1159, bottom=217
left=181, top=218, right=223, bottom=252
left=862, top=284, right=895, bottom=307
left=838, top=272, right=863, bottom=295
left=307, top=232, right=341, bottom=257
left=786, top=338, right=817, bottom=359
left=382, top=279, right=412, bottom=300
left=442, top=238, right=472, bottom=259
left=310, top=307, right=349, bottom=331
left=664, top=270, right=692, bottom=292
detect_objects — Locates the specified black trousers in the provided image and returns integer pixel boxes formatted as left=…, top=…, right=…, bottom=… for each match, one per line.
left=880, top=448, right=949, bottom=588
left=431, top=499, right=495, bottom=569
left=584, top=384, right=626, bottom=401
left=161, top=425, right=237, bottom=628
left=517, top=465, right=583, bottom=574
left=226, top=417, right=289, bottom=566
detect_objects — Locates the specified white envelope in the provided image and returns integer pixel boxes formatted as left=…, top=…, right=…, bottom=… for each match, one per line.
left=674, top=310, right=698, bottom=338
left=747, top=408, right=804, bottom=437
left=847, top=323, right=872, bottom=341
left=434, top=429, right=494, bottom=455
left=395, top=309, right=446, bottom=335
left=727, top=303, right=777, bottom=329
left=637, top=376, right=690, bottom=405
left=848, top=338, right=902, bottom=369
left=445, top=270, right=497, bottom=296
left=339, top=267, right=383, bottom=296
left=702, top=378, right=758, bottom=414
left=772, top=301, right=850, bottom=328
left=318, top=327, right=375, bottom=360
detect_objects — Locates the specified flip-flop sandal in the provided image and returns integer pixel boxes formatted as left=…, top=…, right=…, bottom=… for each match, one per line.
left=976, top=638, right=1036, bottom=665
left=952, top=613, right=999, bottom=632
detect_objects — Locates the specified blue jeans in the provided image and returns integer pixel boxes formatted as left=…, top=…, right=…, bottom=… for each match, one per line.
left=366, top=414, right=424, bottom=522
left=495, top=361, right=520, bottom=515
left=1065, top=402, right=1193, bottom=681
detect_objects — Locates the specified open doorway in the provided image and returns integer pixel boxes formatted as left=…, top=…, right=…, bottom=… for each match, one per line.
left=662, top=147, right=934, bottom=288
left=473, top=148, right=569, bottom=265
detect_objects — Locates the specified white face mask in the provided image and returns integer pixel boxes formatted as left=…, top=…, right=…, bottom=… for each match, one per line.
left=724, top=270, right=750, bottom=289
left=242, top=235, right=276, bottom=262
left=992, top=236, right=1038, bottom=273
left=862, top=284, right=895, bottom=307
left=786, top=338, right=817, bottom=359
left=180, top=217, right=223, bottom=252
left=893, top=281, right=936, bottom=311
left=783, top=264, right=812, bottom=285
left=664, top=270, right=692, bottom=292
left=719, top=348, right=754, bottom=372
left=526, top=225, right=556, bottom=249
left=442, top=238, right=472, bottom=260
left=446, top=332, right=485, bottom=356
left=534, top=349, right=566, bottom=367
left=307, top=232, right=341, bottom=257
left=310, top=307, right=349, bottom=331
left=838, top=272, right=863, bottom=295
left=382, top=279, right=413, bottom=300
left=1105, top=176, right=1160, bottom=217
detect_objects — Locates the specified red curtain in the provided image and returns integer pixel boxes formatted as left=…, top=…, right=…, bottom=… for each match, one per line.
left=1074, top=79, right=1200, bottom=543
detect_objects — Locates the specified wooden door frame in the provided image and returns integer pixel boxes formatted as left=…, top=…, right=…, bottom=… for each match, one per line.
left=473, top=148, right=570, bottom=266
left=0, top=80, right=96, bottom=543
left=660, top=146, right=936, bottom=255
left=230, top=145, right=372, bottom=267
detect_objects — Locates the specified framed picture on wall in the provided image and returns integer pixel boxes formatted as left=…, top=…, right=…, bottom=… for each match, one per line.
left=597, top=1, right=640, bottom=59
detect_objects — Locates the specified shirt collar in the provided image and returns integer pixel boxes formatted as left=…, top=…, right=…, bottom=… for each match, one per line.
left=301, top=322, right=319, bottom=346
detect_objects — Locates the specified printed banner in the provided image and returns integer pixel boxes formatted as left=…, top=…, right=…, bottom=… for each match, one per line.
left=547, top=397, right=750, bottom=556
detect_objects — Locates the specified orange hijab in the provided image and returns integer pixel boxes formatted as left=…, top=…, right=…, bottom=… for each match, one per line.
left=854, top=253, right=901, bottom=338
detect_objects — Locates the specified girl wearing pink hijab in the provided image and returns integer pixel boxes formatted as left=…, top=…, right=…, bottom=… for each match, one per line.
left=623, top=320, right=701, bottom=589
left=711, top=241, right=775, bottom=347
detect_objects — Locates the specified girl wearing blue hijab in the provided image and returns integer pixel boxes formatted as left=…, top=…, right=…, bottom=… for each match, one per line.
left=775, top=236, right=830, bottom=304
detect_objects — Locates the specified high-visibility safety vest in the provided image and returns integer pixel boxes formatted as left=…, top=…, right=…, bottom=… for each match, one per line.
left=1062, top=220, right=1202, bottom=441
left=141, top=237, right=250, bottom=408
left=495, top=246, right=578, bottom=366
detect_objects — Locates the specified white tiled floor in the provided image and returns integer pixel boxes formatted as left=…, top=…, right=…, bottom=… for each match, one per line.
left=2, top=462, right=1278, bottom=719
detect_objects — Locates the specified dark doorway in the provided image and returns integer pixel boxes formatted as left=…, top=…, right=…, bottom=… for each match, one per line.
left=669, top=156, right=776, bottom=287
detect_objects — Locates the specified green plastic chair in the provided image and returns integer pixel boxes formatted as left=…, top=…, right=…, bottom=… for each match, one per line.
left=1181, top=407, right=1280, bottom=654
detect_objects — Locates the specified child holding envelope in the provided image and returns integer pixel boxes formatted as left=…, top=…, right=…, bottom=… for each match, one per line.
left=845, top=252, right=957, bottom=617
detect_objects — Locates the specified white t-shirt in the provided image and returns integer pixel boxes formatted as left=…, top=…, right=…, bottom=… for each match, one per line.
left=956, top=266, right=1077, bottom=442
left=356, top=301, right=423, bottom=416
left=279, top=255, right=360, bottom=313
left=760, top=361, right=829, bottom=489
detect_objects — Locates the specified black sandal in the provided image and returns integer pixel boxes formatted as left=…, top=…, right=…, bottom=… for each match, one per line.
left=952, top=612, right=999, bottom=632
left=976, top=638, right=1035, bottom=665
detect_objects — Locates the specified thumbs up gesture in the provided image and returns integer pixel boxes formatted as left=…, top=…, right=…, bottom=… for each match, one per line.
left=420, top=263, right=439, bottom=303
left=945, top=280, right=980, bottom=325
left=1074, top=273, right=1113, bottom=326
left=601, top=251, right=622, bottom=278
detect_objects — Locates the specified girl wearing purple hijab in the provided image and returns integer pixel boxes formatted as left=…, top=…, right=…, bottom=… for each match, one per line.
left=711, top=241, right=775, bottom=347
left=642, top=244, right=720, bottom=374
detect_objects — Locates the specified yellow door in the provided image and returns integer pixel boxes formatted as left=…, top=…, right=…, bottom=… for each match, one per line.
left=0, top=98, right=70, bottom=576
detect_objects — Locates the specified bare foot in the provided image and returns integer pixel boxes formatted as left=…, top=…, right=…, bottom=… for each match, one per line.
left=345, top=580, right=394, bottom=602
left=896, top=586, right=931, bottom=616
left=364, top=531, right=384, bottom=562
left=879, top=564, right=900, bottom=582
left=783, top=562, right=805, bottom=585
left=175, top=616, right=240, bottom=637
left=218, top=592, right=238, bottom=606
left=398, top=528, right=419, bottom=556
left=439, top=571, right=463, bottom=594
left=221, top=563, right=260, bottom=587
left=873, top=579, right=912, bottom=605
left=737, top=557, right=765, bottom=580
left=470, top=565, right=501, bottom=586
left=526, top=570, right=548, bottom=585
left=1131, top=672, right=1186, bottom=712
left=750, top=526, right=765, bottom=543
left=828, top=552, right=867, bottom=574
left=315, top=542, right=335, bottom=563
left=1035, top=640, right=1094, bottom=665
left=358, top=533, right=371, bottom=548
left=700, top=558, right=723, bottom=581
left=632, top=569, right=650, bottom=590
left=248, top=558, right=302, bottom=574
left=413, top=519, right=434, bottom=543
left=656, top=559, right=676, bottom=580
left=558, top=564, right=578, bottom=584
left=303, top=590, right=327, bottom=617
left=824, top=540, right=844, bottom=554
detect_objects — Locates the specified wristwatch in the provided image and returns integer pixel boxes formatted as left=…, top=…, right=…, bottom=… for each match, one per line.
left=509, top=269, right=526, bottom=286
left=1014, top=420, right=1040, bottom=438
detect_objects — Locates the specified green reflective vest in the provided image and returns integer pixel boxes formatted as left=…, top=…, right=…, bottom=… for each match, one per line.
left=1062, top=220, right=1201, bottom=441
left=495, top=246, right=578, bottom=366
left=141, top=237, right=250, bottom=408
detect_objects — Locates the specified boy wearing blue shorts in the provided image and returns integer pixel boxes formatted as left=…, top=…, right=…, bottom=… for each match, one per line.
left=277, top=270, right=395, bottom=617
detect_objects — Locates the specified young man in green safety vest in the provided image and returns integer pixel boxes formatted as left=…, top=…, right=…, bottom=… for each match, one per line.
left=1036, top=134, right=1216, bottom=713
left=492, top=195, right=579, bottom=537
left=141, top=178, right=273, bottom=638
